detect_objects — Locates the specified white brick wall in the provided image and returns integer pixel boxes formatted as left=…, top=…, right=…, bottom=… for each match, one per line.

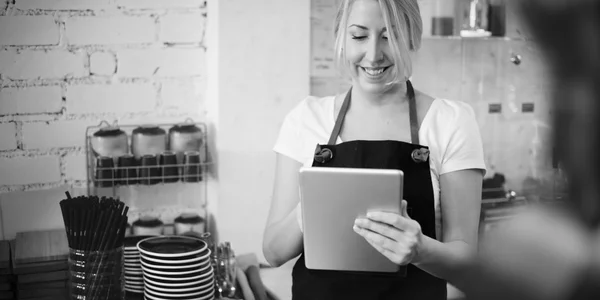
left=117, top=49, right=205, bottom=77
left=66, top=16, right=156, bottom=45
left=0, top=86, right=63, bottom=115
left=161, top=79, right=205, bottom=112
left=0, top=16, right=60, bottom=46
left=89, top=52, right=117, bottom=76
left=0, top=50, right=87, bottom=80
left=0, top=0, right=208, bottom=238
left=159, top=12, right=205, bottom=43
left=0, top=156, right=61, bottom=186
left=21, top=120, right=95, bottom=150
left=63, top=153, right=88, bottom=181
left=66, top=83, right=156, bottom=114
left=0, top=123, right=17, bottom=151
left=115, top=0, right=206, bottom=9
left=15, top=0, right=113, bottom=10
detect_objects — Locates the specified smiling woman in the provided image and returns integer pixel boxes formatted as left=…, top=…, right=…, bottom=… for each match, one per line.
left=263, top=1, right=486, bottom=300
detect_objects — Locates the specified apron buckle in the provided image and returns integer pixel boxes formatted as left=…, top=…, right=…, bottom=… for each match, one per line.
left=314, top=144, right=333, bottom=164
left=411, top=148, right=430, bottom=163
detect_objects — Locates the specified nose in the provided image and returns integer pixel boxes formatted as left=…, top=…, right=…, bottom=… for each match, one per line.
left=365, top=36, right=384, bottom=63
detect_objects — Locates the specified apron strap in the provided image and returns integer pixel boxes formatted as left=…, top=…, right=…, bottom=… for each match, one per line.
left=327, top=87, right=352, bottom=145
left=327, top=81, right=419, bottom=145
left=407, top=80, right=420, bottom=145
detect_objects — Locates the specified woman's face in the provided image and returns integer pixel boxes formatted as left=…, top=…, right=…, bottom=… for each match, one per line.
left=345, top=0, right=397, bottom=94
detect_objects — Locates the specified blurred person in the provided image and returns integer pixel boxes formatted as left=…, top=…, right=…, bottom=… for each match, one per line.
left=452, top=0, right=600, bottom=299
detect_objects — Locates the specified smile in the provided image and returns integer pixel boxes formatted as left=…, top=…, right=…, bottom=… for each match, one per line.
left=360, top=66, right=390, bottom=77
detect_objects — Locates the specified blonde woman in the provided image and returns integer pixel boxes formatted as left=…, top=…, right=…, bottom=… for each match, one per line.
left=263, top=0, right=485, bottom=299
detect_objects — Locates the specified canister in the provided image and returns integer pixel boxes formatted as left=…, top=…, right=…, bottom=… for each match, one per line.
left=90, top=126, right=129, bottom=158
left=131, top=125, right=167, bottom=160
left=168, top=119, right=203, bottom=164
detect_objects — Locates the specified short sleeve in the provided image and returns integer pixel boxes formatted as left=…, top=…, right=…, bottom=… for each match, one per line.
left=440, top=103, right=487, bottom=175
left=273, top=101, right=306, bottom=164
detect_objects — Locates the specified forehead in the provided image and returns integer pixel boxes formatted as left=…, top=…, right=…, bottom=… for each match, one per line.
left=347, top=0, right=386, bottom=28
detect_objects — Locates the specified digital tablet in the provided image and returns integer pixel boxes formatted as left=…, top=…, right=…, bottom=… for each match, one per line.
left=298, top=167, right=404, bottom=273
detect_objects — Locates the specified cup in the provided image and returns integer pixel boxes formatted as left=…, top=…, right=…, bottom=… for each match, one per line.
left=174, top=213, right=205, bottom=235
left=68, top=247, right=125, bottom=300
left=159, top=151, right=179, bottom=183
left=117, top=154, right=137, bottom=186
left=95, top=156, right=115, bottom=188
left=139, top=154, right=160, bottom=185
left=132, top=216, right=164, bottom=236
left=183, top=151, right=202, bottom=182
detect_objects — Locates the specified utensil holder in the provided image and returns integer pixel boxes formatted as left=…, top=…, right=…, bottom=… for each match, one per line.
left=68, top=247, right=125, bottom=300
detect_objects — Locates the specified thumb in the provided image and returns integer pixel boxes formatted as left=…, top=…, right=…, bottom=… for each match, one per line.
left=401, top=200, right=411, bottom=219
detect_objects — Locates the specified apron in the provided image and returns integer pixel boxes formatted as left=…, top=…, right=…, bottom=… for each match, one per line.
left=292, top=80, right=447, bottom=300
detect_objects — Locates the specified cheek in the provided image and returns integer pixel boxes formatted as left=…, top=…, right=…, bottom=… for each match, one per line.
left=344, top=43, right=362, bottom=64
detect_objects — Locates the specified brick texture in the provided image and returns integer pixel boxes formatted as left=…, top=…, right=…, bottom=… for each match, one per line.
left=0, top=16, right=60, bottom=46
left=66, top=83, right=156, bottom=114
left=0, top=86, right=63, bottom=115
left=21, top=120, right=96, bottom=150
left=90, top=52, right=117, bottom=76
left=117, top=49, right=205, bottom=77
left=63, top=153, right=88, bottom=181
left=0, top=50, right=87, bottom=80
left=66, top=16, right=156, bottom=45
left=159, top=12, right=205, bottom=43
left=115, top=0, right=205, bottom=9
left=0, top=123, right=17, bottom=151
left=160, top=79, right=204, bottom=112
left=15, top=0, right=113, bottom=10
left=0, top=156, right=61, bottom=186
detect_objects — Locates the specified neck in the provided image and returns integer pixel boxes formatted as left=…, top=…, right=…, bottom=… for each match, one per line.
left=350, top=82, right=409, bottom=108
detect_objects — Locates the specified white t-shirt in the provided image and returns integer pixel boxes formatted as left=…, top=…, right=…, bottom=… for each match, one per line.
left=273, top=95, right=486, bottom=239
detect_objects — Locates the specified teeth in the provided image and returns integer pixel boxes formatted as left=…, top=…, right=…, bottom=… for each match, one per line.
left=363, top=67, right=385, bottom=76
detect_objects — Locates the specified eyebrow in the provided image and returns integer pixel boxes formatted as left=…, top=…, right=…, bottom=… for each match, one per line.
left=348, top=24, right=387, bottom=32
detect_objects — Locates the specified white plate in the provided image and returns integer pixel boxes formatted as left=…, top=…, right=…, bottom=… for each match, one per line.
left=145, top=277, right=214, bottom=293
left=137, top=236, right=207, bottom=258
left=124, top=286, right=144, bottom=293
left=144, top=292, right=214, bottom=300
left=140, top=251, right=210, bottom=265
left=140, top=258, right=208, bottom=270
left=144, top=285, right=209, bottom=298
left=141, top=260, right=211, bottom=276
left=143, top=274, right=213, bottom=288
left=142, top=266, right=214, bottom=282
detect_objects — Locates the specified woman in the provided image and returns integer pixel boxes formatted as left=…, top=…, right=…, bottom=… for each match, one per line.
left=263, top=0, right=485, bottom=299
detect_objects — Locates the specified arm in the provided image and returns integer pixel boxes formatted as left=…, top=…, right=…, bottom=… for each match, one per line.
left=412, top=168, right=483, bottom=281
left=354, top=168, right=483, bottom=282
left=262, top=153, right=304, bottom=267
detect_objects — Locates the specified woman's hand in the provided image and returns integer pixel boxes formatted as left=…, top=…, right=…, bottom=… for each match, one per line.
left=353, top=200, right=423, bottom=265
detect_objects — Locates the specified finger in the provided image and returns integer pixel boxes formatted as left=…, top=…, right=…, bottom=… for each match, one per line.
left=358, top=228, right=408, bottom=265
left=353, top=224, right=399, bottom=253
left=354, top=218, right=401, bottom=241
left=366, top=211, right=413, bottom=231
left=401, top=200, right=411, bottom=219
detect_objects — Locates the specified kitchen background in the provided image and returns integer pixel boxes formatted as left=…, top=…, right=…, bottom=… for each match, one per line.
left=0, top=0, right=555, bottom=269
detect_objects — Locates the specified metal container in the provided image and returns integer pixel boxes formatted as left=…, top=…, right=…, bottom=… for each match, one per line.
left=168, top=119, right=203, bottom=164
left=131, top=125, right=167, bottom=160
left=90, top=126, right=129, bottom=158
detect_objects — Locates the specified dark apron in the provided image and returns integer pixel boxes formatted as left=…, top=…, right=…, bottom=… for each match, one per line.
left=292, top=81, right=447, bottom=300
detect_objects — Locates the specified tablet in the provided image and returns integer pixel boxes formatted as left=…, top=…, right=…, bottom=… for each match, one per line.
left=299, top=167, right=404, bottom=273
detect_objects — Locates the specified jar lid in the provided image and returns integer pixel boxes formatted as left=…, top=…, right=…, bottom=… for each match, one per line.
left=93, top=126, right=124, bottom=137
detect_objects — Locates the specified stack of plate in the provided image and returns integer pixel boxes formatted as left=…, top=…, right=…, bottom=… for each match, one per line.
left=124, top=236, right=153, bottom=294
left=137, top=236, right=214, bottom=300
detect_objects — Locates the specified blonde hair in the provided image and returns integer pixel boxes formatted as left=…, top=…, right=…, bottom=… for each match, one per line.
left=333, top=0, right=423, bottom=85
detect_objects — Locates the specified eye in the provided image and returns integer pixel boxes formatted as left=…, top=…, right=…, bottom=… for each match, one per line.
left=351, top=35, right=367, bottom=40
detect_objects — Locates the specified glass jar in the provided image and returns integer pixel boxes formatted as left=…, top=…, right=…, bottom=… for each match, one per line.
left=68, top=247, right=125, bottom=300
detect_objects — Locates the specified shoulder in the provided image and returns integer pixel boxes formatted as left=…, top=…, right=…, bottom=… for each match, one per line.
left=283, top=95, right=335, bottom=127
left=431, top=98, right=477, bottom=120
